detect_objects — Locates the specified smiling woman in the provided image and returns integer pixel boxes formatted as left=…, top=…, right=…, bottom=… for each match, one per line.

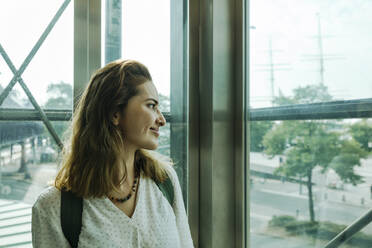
left=31, top=60, right=194, bottom=248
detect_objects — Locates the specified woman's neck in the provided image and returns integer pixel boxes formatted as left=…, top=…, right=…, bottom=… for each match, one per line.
left=121, top=146, right=139, bottom=182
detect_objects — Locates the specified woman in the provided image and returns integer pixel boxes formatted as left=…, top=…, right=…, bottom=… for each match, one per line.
left=32, top=60, right=194, bottom=247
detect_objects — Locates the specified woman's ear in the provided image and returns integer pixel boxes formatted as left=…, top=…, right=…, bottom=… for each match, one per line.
left=112, top=112, right=120, bottom=126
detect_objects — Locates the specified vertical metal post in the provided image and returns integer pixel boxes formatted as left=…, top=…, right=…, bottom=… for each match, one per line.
left=191, top=0, right=245, bottom=246
left=188, top=0, right=200, bottom=246
left=74, top=0, right=101, bottom=109
left=105, top=0, right=122, bottom=64
left=170, top=0, right=188, bottom=207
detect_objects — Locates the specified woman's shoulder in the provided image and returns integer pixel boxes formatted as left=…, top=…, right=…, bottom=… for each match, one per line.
left=163, top=164, right=180, bottom=186
left=32, top=186, right=61, bottom=215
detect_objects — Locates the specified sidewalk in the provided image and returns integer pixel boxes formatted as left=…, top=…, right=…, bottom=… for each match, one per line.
left=0, top=161, right=57, bottom=204
left=251, top=177, right=372, bottom=209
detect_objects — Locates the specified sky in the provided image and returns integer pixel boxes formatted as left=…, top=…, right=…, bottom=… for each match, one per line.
left=1, top=0, right=371, bottom=108
left=0, top=0, right=170, bottom=106
left=250, top=0, right=372, bottom=107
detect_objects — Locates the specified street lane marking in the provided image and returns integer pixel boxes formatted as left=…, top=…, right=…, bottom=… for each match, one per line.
left=258, top=189, right=308, bottom=199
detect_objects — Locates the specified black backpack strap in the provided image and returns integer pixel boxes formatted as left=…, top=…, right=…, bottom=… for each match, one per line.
left=61, top=190, right=83, bottom=248
left=155, top=173, right=174, bottom=207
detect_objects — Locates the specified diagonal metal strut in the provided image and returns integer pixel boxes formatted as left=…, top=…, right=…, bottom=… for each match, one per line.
left=0, top=0, right=71, bottom=150
left=0, top=46, right=63, bottom=149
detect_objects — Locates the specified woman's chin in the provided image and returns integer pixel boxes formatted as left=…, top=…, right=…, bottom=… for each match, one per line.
left=142, top=142, right=158, bottom=150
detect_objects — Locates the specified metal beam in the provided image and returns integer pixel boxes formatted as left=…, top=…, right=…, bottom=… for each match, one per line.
left=324, top=208, right=372, bottom=248
left=0, top=109, right=170, bottom=122
left=250, top=98, right=372, bottom=121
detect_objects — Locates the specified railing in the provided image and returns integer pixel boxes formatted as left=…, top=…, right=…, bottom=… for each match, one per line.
left=324, top=208, right=372, bottom=248
left=0, top=108, right=171, bottom=122
left=250, top=98, right=372, bottom=121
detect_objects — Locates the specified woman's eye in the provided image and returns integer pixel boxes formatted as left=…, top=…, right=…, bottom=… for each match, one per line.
left=148, top=104, right=156, bottom=109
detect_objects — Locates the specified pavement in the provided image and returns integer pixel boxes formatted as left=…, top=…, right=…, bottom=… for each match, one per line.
left=0, top=161, right=57, bottom=248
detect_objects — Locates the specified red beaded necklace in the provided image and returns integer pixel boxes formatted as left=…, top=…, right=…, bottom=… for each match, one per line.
left=110, top=170, right=140, bottom=203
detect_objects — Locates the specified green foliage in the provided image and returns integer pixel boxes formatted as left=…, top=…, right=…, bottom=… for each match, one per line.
left=284, top=220, right=319, bottom=235
left=265, top=120, right=341, bottom=178
left=269, top=215, right=372, bottom=248
left=330, top=140, right=367, bottom=185
left=250, top=121, right=273, bottom=152
left=273, top=84, right=332, bottom=105
left=349, top=119, right=372, bottom=153
left=269, top=215, right=296, bottom=227
left=44, top=81, right=73, bottom=109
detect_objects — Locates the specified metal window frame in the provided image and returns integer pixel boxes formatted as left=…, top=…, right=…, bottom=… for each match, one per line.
left=250, top=98, right=372, bottom=121
left=74, top=0, right=101, bottom=108
left=0, top=0, right=72, bottom=149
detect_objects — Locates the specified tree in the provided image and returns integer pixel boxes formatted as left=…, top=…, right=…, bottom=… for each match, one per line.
left=250, top=121, right=274, bottom=152
left=263, top=84, right=367, bottom=222
left=349, top=119, right=372, bottom=153
left=44, top=81, right=73, bottom=109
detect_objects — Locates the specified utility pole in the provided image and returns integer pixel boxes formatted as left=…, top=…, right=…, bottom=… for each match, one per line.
left=255, top=36, right=291, bottom=105
left=302, top=13, right=344, bottom=85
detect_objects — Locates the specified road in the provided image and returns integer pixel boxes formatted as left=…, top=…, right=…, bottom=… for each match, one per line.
left=249, top=178, right=372, bottom=247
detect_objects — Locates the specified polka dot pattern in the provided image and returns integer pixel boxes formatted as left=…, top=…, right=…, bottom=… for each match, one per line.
left=32, top=165, right=194, bottom=248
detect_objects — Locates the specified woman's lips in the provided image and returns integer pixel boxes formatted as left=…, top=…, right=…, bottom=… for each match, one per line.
left=150, top=128, right=159, bottom=137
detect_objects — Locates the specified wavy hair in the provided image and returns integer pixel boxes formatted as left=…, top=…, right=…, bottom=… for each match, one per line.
left=55, top=60, right=171, bottom=198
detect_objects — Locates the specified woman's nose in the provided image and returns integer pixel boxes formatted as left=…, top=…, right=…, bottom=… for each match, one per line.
left=157, top=111, right=166, bottom=126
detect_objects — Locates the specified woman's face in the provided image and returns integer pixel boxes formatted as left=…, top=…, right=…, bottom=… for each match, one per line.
left=113, top=81, right=166, bottom=151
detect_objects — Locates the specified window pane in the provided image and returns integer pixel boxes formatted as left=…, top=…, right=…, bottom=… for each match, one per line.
left=0, top=121, right=69, bottom=247
left=103, top=1, right=189, bottom=203
left=250, top=0, right=372, bottom=108
left=248, top=1, right=372, bottom=247
left=249, top=118, right=372, bottom=248
left=0, top=0, right=73, bottom=109
left=0, top=1, right=72, bottom=247
left=102, top=0, right=170, bottom=98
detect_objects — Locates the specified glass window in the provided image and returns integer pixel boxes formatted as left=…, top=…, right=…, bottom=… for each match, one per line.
left=248, top=1, right=372, bottom=247
left=102, top=0, right=189, bottom=204
left=250, top=0, right=372, bottom=108
left=0, top=1, right=72, bottom=247
left=102, top=0, right=171, bottom=157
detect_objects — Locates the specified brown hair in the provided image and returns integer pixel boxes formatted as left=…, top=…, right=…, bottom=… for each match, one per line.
left=55, top=59, right=171, bottom=198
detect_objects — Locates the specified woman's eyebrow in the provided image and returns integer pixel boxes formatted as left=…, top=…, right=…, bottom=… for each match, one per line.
left=145, top=98, right=159, bottom=105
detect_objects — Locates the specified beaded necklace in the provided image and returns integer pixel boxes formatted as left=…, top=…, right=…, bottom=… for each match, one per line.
left=110, top=170, right=140, bottom=203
